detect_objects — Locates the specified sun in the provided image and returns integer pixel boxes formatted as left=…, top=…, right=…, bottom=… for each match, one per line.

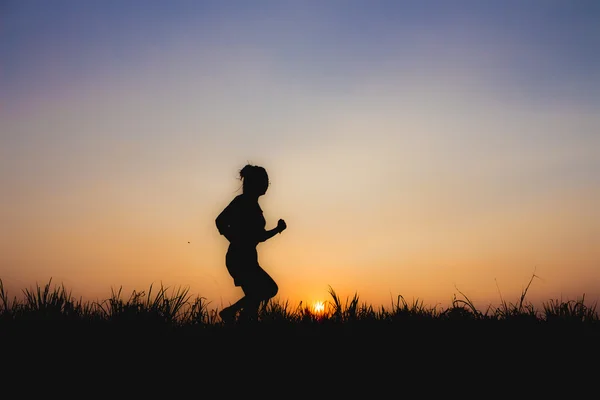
left=313, top=301, right=325, bottom=314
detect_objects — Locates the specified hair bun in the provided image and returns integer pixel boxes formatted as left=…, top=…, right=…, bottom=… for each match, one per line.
left=240, top=164, right=253, bottom=179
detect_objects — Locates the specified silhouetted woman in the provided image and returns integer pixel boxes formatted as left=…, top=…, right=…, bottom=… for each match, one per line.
left=216, top=164, right=287, bottom=323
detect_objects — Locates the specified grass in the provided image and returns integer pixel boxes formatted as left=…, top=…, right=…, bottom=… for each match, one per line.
left=1, top=275, right=597, bottom=327
left=1, top=275, right=598, bottom=385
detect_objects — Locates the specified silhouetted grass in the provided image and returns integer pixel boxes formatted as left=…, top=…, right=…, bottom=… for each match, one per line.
left=1, top=275, right=597, bottom=329
left=2, top=274, right=598, bottom=379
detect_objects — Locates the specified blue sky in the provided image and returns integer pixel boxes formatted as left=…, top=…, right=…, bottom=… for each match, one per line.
left=3, top=1, right=599, bottom=106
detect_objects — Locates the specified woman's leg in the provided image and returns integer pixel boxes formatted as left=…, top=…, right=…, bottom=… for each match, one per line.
left=221, top=247, right=251, bottom=323
left=237, top=295, right=260, bottom=322
left=219, top=299, right=243, bottom=323
left=239, top=266, right=278, bottom=321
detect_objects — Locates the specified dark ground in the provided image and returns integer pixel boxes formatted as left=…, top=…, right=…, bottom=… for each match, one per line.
left=2, top=319, right=597, bottom=396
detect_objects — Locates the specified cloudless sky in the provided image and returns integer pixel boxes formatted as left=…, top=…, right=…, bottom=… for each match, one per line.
left=1, top=0, right=599, bottom=311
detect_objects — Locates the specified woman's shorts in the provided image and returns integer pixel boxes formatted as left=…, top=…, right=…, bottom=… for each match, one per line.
left=225, top=245, right=278, bottom=298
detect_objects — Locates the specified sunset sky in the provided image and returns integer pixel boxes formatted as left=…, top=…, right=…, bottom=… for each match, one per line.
left=2, top=1, right=599, bottom=311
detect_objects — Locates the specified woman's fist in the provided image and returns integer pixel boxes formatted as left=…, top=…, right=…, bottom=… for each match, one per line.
left=277, top=219, right=287, bottom=233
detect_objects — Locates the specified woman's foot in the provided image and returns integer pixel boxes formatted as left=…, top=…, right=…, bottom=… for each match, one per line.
left=219, top=306, right=237, bottom=324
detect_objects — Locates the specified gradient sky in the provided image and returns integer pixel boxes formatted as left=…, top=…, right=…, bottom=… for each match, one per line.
left=1, top=1, right=599, bottom=312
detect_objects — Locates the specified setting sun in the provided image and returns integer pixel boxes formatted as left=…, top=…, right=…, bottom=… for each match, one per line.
left=313, top=301, right=325, bottom=314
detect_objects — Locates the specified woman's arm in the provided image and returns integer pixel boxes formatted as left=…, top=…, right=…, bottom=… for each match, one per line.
left=257, top=227, right=282, bottom=243
left=216, top=199, right=239, bottom=242
left=257, top=219, right=286, bottom=243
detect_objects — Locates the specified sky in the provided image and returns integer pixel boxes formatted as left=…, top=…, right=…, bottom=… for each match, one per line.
left=1, top=0, right=599, bottom=312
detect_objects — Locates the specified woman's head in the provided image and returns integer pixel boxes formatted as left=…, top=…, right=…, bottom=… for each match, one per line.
left=239, top=164, right=269, bottom=196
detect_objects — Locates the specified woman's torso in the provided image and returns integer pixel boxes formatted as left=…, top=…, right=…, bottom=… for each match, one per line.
left=227, top=194, right=265, bottom=249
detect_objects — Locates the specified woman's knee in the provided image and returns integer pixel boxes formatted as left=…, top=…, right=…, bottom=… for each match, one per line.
left=259, top=269, right=278, bottom=299
left=259, top=280, right=278, bottom=301
left=266, top=281, right=278, bottom=299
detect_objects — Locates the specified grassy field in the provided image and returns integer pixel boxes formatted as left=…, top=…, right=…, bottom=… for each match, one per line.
left=1, top=275, right=598, bottom=390
left=2, top=275, right=598, bottom=340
